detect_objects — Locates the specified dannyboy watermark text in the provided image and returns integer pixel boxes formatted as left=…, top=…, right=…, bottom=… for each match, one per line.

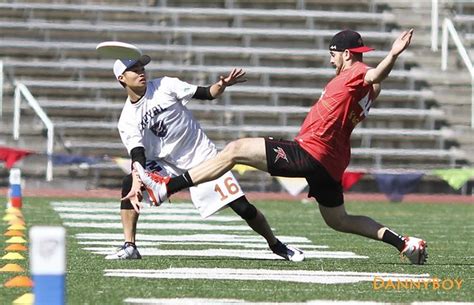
left=373, top=277, right=463, bottom=291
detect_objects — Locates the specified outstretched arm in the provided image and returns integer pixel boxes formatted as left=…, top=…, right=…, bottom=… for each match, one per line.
left=209, top=68, right=246, bottom=99
left=364, top=29, right=414, bottom=84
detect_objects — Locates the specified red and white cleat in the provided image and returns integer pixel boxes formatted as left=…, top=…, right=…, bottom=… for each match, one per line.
left=401, top=236, right=428, bottom=265
left=133, top=162, right=169, bottom=207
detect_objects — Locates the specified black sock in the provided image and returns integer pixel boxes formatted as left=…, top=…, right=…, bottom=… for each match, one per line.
left=124, top=241, right=136, bottom=248
left=382, top=229, right=405, bottom=252
left=167, top=172, right=194, bottom=195
left=269, top=239, right=282, bottom=251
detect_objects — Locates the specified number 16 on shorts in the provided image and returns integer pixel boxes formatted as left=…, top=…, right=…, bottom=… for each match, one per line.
left=190, top=171, right=244, bottom=218
left=214, top=176, right=241, bottom=201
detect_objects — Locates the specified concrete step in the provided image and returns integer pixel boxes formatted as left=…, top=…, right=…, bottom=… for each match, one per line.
left=411, top=67, right=471, bottom=86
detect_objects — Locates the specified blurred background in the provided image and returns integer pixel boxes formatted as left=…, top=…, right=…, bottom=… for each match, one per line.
left=0, top=0, right=472, bottom=196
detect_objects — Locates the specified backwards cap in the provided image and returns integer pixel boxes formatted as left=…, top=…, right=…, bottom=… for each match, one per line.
left=329, top=30, right=375, bottom=53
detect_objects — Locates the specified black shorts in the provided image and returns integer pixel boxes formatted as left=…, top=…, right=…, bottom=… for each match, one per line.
left=264, top=137, right=343, bottom=207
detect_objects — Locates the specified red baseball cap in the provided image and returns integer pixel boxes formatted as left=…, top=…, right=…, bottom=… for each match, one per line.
left=329, top=30, right=375, bottom=53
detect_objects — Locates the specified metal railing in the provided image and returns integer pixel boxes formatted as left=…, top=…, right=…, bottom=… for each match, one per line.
left=13, top=83, right=54, bottom=181
left=0, top=60, right=3, bottom=119
left=441, top=18, right=474, bottom=129
left=431, top=0, right=439, bottom=51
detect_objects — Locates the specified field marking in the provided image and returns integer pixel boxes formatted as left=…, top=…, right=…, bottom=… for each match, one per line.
left=52, top=206, right=201, bottom=215
left=57, top=201, right=367, bottom=260
left=64, top=222, right=251, bottom=231
left=57, top=213, right=241, bottom=222
left=87, top=247, right=368, bottom=259
left=51, top=201, right=196, bottom=210
left=124, top=299, right=469, bottom=305
left=124, top=299, right=383, bottom=305
left=106, top=268, right=427, bottom=284
left=50, top=200, right=119, bottom=206
left=78, top=240, right=328, bottom=249
left=75, top=233, right=313, bottom=244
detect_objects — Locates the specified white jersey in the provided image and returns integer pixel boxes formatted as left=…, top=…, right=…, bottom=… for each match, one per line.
left=117, top=76, right=245, bottom=218
left=118, top=77, right=217, bottom=175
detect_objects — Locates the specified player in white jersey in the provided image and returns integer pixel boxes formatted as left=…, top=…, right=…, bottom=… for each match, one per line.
left=105, top=54, right=304, bottom=261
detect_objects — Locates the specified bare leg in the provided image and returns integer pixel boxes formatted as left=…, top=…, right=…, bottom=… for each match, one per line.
left=189, top=138, right=267, bottom=184
left=121, top=209, right=139, bottom=243
left=318, top=204, right=388, bottom=240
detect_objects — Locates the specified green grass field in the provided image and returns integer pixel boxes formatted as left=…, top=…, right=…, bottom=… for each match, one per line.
left=1, top=197, right=473, bottom=304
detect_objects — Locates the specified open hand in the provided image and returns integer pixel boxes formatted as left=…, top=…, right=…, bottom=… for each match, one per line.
left=218, top=68, right=246, bottom=88
left=391, top=29, right=414, bottom=57
left=121, top=169, right=144, bottom=214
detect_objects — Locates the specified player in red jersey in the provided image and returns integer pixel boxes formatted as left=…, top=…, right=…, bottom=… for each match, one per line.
left=129, top=29, right=428, bottom=264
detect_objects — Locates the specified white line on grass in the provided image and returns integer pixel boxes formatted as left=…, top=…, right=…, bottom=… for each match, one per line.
left=124, top=299, right=468, bottom=305
left=51, top=201, right=195, bottom=210
left=105, top=268, right=427, bottom=284
left=78, top=240, right=328, bottom=249
left=50, top=201, right=118, bottom=206
left=64, top=222, right=251, bottom=231
left=75, top=233, right=313, bottom=243
left=124, top=298, right=472, bottom=305
left=124, top=299, right=383, bottom=305
left=88, top=248, right=368, bottom=259
left=57, top=213, right=241, bottom=222
left=52, top=206, right=200, bottom=215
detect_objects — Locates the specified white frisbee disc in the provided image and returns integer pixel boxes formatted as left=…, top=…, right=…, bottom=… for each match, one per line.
left=96, top=41, right=142, bottom=59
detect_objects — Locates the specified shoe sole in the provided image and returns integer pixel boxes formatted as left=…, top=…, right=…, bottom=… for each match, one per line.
left=417, top=241, right=428, bottom=265
left=404, top=240, right=428, bottom=265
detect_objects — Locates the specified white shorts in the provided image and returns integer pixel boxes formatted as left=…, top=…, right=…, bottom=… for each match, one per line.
left=146, top=160, right=245, bottom=218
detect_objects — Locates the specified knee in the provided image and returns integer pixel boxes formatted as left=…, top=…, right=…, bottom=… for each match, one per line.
left=228, top=197, right=257, bottom=220
left=222, top=140, right=244, bottom=161
left=322, top=213, right=349, bottom=232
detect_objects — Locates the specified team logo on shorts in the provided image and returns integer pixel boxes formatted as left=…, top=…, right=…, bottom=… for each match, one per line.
left=273, top=147, right=289, bottom=163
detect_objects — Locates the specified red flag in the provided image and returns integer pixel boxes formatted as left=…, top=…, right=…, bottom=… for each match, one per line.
left=0, top=146, right=32, bottom=169
left=342, top=171, right=365, bottom=191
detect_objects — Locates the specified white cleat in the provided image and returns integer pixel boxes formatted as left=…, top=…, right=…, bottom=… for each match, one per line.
left=401, top=236, right=428, bottom=265
left=270, top=239, right=305, bottom=262
left=105, top=243, right=142, bottom=260
left=133, top=162, right=169, bottom=207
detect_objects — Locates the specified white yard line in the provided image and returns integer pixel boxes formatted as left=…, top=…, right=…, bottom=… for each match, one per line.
left=52, top=206, right=200, bottom=215
left=78, top=240, right=328, bottom=249
left=51, top=202, right=199, bottom=215
left=50, top=201, right=118, bottom=206
left=106, top=268, right=427, bottom=284
left=75, top=233, right=312, bottom=243
left=124, top=300, right=469, bottom=305
left=64, top=222, right=251, bottom=231
left=51, top=201, right=195, bottom=210
left=89, top=247, right=368, bottom=259
left=57, top=213, right=241, bottom=222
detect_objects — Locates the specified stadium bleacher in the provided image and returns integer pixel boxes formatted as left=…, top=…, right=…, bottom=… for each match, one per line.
left=0, top=0, right=471, bottom=191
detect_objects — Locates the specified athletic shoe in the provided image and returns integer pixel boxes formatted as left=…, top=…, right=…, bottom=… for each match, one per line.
left=270, top=239, right=305, bottom=262
left=401, top=236, right=428, bottom=265
left=105, top=243, right=142, bottom=260
left=134, top=162, right=169, bottom=207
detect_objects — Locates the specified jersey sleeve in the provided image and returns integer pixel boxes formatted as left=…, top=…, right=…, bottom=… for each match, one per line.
left=345, top=63, right=371, bottom=91
left=162, top=77, right=198, bottom=104
left=117, top=108, right=144, bottom=154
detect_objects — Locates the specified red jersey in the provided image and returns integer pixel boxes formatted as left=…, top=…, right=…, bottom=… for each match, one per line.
left=295, top=62, right=374, bottom=181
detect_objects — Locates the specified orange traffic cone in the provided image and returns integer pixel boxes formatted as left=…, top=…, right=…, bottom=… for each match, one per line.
left=0, top=264, right=25, bottom=272
left=4, top=275, right=33, bottom=287
left=5, top=244, right=28, bottom=252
